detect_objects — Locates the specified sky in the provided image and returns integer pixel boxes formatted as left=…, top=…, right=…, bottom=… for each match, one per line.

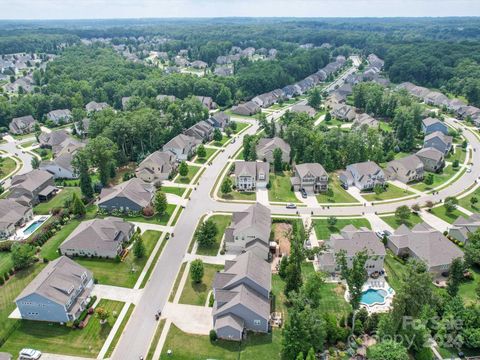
left=0, top=0, right=479, bottom=19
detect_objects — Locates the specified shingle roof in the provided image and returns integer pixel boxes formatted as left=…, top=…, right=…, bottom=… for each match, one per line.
left=424, top=131, right=452, bottom=146
left=163, top=133, right=200, bottom=152
left=136, top=151, right=175, bottom=180
left=0, top=199, right=30, bottom=230
left=256, top=137, right=291, bottom=156
left=10, top=169, right=53, bottom=193
left=329, top=225, right=386, bottom=257
left=416, top=147, right=444, bottom=162
left=295, top=163, right=327, bottom=178
left=98, top=178, right=154, bottom=208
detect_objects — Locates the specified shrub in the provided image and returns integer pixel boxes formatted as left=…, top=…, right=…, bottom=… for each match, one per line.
left=209, top=329, right=218, bottom=342
left=208, top=293, right=215, bottom=307
left=142, top=205, right=155, bottom=217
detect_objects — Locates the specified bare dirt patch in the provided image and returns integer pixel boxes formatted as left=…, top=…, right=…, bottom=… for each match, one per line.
left=273, top=222, right=292, bottom=256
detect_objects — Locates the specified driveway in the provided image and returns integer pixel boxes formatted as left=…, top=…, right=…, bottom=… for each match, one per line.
left=419, top=209, right=451, bottom=233
left=162, top=302, right=212, bottom=335
left=256, top=188, right=269, bottom=206
left=92, top=285, right=144, bottom=305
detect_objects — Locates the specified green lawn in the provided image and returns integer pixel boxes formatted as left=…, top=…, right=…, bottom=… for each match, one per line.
left=0, top=252, right=13, bottom=279
left=169, top=262, right=187, bottom=302
left=318, top=283, right=352, bottom=316
left=268, top=172, right=298, bottom=203
left=123, top=204, right=176, bottom=225
left=34, top=187, right=81, bottom=214
left=194, top=147, right=217, bottom=164
left=161, top=324, right=282, bottom=360
left=147, top=319, right=166, bottom=360
left=313, top=218, right=371, bottom=239
left=325, top=118, right=347, bottom=127
left=458, top=266, right=480, bottom=306
left=104, top=303, right=135, bottom=358
left=0, top=299, right=124, bottom=357
left=362, top=183, right=413, bottom=202
left=211, top=135, right=230, bottom=147
left=75, top=230, right=162, bottom=288
left=33, top=147, right=53, bottom=160
left=179, top=263, right=223, bottom=306
left=220, top=190, right=256, bottom=201
left=196, top=215, right=232, bottom=256
left=233, top=122, right=250, bottom=134
left=447, top=147, right=467, bottom=164
left=384, top=251, right=408, bottom=291
left=40, top=219, right=82, bottom=260
left=0, top=157, right=17, bottom=178
left=174, top=165, right=201, bottom=184
left=429, top=206, right=467, bottom=224
left=411, top=165, right=459, bottom=192
left=161, top=186, right=186, bottom=197
left=459, top=186, right=480, bottom=213
left=19, top=140, right=37, bottom=148
left=316, top=176, right=359, bottom=204
left=380, top=213, right=423, bottom=229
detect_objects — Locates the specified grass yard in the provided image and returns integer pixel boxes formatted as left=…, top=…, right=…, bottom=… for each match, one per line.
left=233, top=122, right=250, bottom=134
left=380, top=213, right=423, bottom=229
left=174, top=165, right=201, bottom=184
left=146, top=319, right=166, bottom=360
left=40, top=219, right=81, bottom=260
left=459, top=186, right=480, bottom=213
left=0, top=252, right=13, bottom=278
left=325, top=118, right=347, bottom=127
left=268, top=172, right=298, bottom=203
left=33, top=147, right=53, bottom=160
left=313, top=218, right=371, bottom=239
left=447, top=147, right=467, bottom=164
left=19, top=140, right=37, bottom=148
left=362, top=183, right=413, bottom=202
left=0, top=157, right=17, bottom=178
left=104, top=303, right=135, bottom=358
left=196, top=214, right=232, bottom=256
left=194, top=147, right=217, bottom=164
left=179, top=263, right=223, bottom=306
left=429, top=206, right=467, bottom=224
left=168, top=262, right=187, bottom=302
left=75, top=230, right=161, bottom=288
left=458, top=266, right=480, bottom=306
left=0, top=299, right=124, bottom=357
left=211, top=135, right=230, bottom=147
left=318, top=283, right=352, bottom=316
left=124, top=204, right=176, bottom=225
left=220, top=190, right=256, bottom=201
left=316, top=176, right=359, bottom=204
left=161, top=324, right=282, bottom=360
left=161, top=186, right=186, bottom=197
left=384, top=251, right=407, bottom=291
left=411, top=165, right=460, bottom=192
left=34, top=187, right=81, bottom=214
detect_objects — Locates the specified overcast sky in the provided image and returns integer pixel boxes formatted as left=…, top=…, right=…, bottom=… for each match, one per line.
left=0, top=0, right=479, bottom=19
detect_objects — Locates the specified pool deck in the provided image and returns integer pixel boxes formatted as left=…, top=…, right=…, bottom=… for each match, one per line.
left=344, top=277, right=395, bottom=314
left=11, top=214, right=51, bottom=241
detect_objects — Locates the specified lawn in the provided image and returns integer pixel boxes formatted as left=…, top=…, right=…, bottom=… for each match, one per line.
left=233, top=122, right=250, bottom=134
left=34, top=187, right=81, bottom=214
left=268, top=171, right=298, bottom=203
left=211, top=135, right=230, bottom=147
left=40, top=219, right=82, bottom=260
left=104, top=303, right=135, bottom=358
left=220, top=189, right=257, bottom=201
left=458, top=266, right=480, bottom=306
left=0, top=299, right=124, bottom=357
left=174, top=165, right=201, bottom=184
left=161, top=324, right=282, bottom=360
left=161, top=186, right=186, bottom=197
left=411, top=165, right=460, bottom=192
left=147, top=319, right=166, bottom=360
left=33, top=147, right=53, bottom=160
left=324, top=118, right=346, bottom=127
left=194, top=147, right=217, bottom=164
left=384, top=251, right=408, bottom=291
left=179, top=263, right=223, bottom=306
left=75, top=230, right=162, bottom=288
left=313, top=218, right=371, bottom=239
left=0, top=157, right=17, bottom=178
left=19, top=140, right=37, bottom=148
left=380, top=213, right=423, bottom=229
left=0, top=252, right=13, bottom=278
left=196, top=215, right=232, bottom=256
left=429, top=206, right=467, bottom=224
left=318, top=283, right=352, bottom=316
left=459, top=186, right=480, bottom=213
left=123, top=204, right=176, bottom=225
left=447, top=147, right=467, bottom=164
left=362, top=183, right=413, bottom=202
left=169, top=262, right=187, bottom=302
left=316, top=176, right=359, bottom=204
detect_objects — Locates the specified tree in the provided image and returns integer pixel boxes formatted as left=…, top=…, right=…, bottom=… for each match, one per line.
left=395, top=205, right=411, bottom=224
left=133, top=235, right=146, bottom=259
left=447, top=258, right=465, bottom=297
left=453, top=159, right=460, bottom=169
left=196, top=144, right=206, bottom=158
left=95, top=307, right=110, bottom=324
left=465, top=230, right=480, bottom=267
left=71, top=192, right=86, bottom=217
left=84, top=136, right=118, bottom=186
left=216, top=86, right=232, bottom=107
left=444, top=196, right=459, bottom=213
left=411, top=203, right=421, bottom=213
left=336, top=250, right=368, bottom=309
left=11, top=243, right=36, bottom=270
left=368, top=340, right=409, bottom=360
left=278, top=255, right=289, bottom=279
left=213, top=128, right=222, bottom=142
left=308, top=88, right=322, bottom=109
left=154, top=190, right=168, bottom=216
left=221, top=177, right=232, bottom=195
left=305, top=347, right=316, bottom=360
left=31, top=157, right=40, bottom=169
left=470, top=196, right=478, bottom=208
left=284, top=223, right=305, bottom=295
left=324, top=112, right=332, bottom=122
left=72, top=150, right=94, bottom=200
left=273, top=148, right=283, bottom=172
left=196, top=219, right=218, bottom=248
left=190, top=259, right=204, bottom=283
left=424, top=173, right=434, bottom=185
left=295, top=353, right=304, bottom=360
left=179, top=161, right=189, bottom=178
left=301, top=271, right=325, bottom=308
left=327, top=216, right=337, bottom=227
left=373, top=184, right=384, bottom=195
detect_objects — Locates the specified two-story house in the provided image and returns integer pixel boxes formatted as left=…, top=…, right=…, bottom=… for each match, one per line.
left=255, top=137, right=291, bottom=164
left=135, top=150, right=177, bottom=185
left=423, top=131, right=453, bottom=154
left=163, top=134, right=201, bottom=161
left=290, top=163, right=328, bottom=193
left=339, top=161, right=385, bottom=191
left=385, top=155, right=424, bottom=184
left=421, top=117, right=448, bottom=135
left=449, top=214, right=480, bottom=244
left=234, top=161, right=269, bottom=191
left=415, top=147, right=445, bottom=173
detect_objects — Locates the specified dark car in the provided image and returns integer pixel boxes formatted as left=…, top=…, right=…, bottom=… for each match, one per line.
left=300, top=189, right=308, bottom=198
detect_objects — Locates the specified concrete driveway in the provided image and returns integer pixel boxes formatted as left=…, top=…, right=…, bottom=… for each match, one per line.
left=163, top=302, right=212, bottom=335
left=92, top=285, right=144, bottom=305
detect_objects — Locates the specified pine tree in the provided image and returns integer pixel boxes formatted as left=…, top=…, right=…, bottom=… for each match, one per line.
left=71, top=192, right=86, bottom=217
left=133, top=236, right=146, bottom=259
left=154, top=190, right=168, bottom=216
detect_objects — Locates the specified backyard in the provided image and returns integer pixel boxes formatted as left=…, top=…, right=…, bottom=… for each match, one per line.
left=179, top=263, right=223, bottom=306
left=316, top=176, right=359, bottom=204
left=380, top=213, right=423, bottom=229
left=174, top=164, right=201, bottom=184
left=196, top=214, right=232, bottom=256
left=268, top=171, right=298, bottom=203
left=0, top=157, right=16, bottom=178
left=0, top=252, right=13, bottom=277
left=75, top=230, right=162, bottom=288
left=362, top=183, right=413, bottom=202
left=313, top=218, right=371, bottom=239
left=34, top=187, right=81, bottom=214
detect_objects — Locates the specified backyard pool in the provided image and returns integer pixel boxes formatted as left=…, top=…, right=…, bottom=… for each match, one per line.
left=23, top=218, right=46, bottom=235
left=360, top=288, right=388, bottom=306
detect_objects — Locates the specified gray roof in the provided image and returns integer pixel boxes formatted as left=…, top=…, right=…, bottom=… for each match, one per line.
left=215, top=314, right=244, bottom=332
left=39, top=129, right=69, bottom=148
left=451, top=214, right=480, bottom=239
left=389, top=222, right=463, bottom=268
left=295, top=163, right=327, bottom=178
left=10, top=115, right=36, bottom=133
left=163, top=133, right=200, bottom=152
left=424, top=131, right=452, bottom=146
left=85, top=101, right=109, bottom=112
left=386, top=154, right=423, bottom=175
left=416, top=147, right=444, bottom=162
left=156, top=94, right=176, bottom=102
left=16, top=256, right=92, bottom=306
left=225, top=203, right=271, bottom=245
left=10, top=169, right=53, bottom=193
left=422, top=117, right=443, bottom=128
left=256, top=137, right=291, bottom=156
left=136, top=151, right=175, bottom=180
left=98, top=178, right=154, bottom=208
left=354, top=113, right=379, bottom=128
left=47, top=109, right=71, bottom=121
left=329, top=225, right=386, bottom=257
left=60, top=217, right=134, bottom=253
left=348, top=161, right=383, bottom=179
left=234, top=161, right=269, bottom=180
left=291, top=104, right=316, bottom=116
left=0, top=199, right=31, bottom=230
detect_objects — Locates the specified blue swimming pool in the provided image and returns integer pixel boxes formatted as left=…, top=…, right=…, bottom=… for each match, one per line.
left=23, top=220, right=44, bottom=235
left=360, top=289, right=388, bottom=305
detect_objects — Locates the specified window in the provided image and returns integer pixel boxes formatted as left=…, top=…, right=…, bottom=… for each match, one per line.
left=254, top=319, right=261, bottom=326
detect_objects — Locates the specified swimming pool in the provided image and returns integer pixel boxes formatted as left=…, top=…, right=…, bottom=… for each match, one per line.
left=360, top=288, right=388, bottom=306
left=23, top=220, right=45, bottom=235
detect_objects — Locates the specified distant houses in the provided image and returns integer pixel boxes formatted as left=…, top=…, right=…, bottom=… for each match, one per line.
left=339, top=161, right=385, bottom=191
left=231, top=101, right=260, bottom=116
left=0, top=199, right=33, bottom=239
left=290, top=104, right=316, bottom=117
left=234, top=161, right=269, bottom=191
left=353, top=113, right=379, bottom=129
left=46, top=109, right=72, bottom=125
left=331, top=103, right=356, bottom=121
left=85, top=101, right=109, bottom=113
left=423, top=131, right=453, bottom=154
left=97, top=178, right=155, bottom=213
left=290, top=163, right=328, bottom=194
left=421, top=117, right=448, bottom=135
left=9, top=115, right=36, bottom=135
left=255, top=137, right=291, bottom=164
left=207, top=112, right=230, bottom=129
left=163, top=134, right=201, bottom=161
left=135, top=151, right=177, bottom=185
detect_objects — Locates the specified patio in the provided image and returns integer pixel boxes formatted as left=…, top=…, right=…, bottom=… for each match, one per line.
left=11, top=214, right=51, bottom=241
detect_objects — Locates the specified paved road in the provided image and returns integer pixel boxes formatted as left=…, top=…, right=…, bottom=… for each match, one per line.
left=0, top=135, right=36, bottom=188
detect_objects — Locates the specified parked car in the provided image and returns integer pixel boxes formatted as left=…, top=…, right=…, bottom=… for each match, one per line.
left=383, top=230, right=392, bottom=237
left=300, top=189, right=308, bottom=198
left=341, top=182, right=348, bottom=190
left=286, top=203, right=297, bottom=209
left=19, top=349, right=42, bottom=360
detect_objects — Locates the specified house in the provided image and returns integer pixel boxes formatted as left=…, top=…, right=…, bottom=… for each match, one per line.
left=163, top=133, right=200, bottom=161
left=231, top=101, right=260, bottom=116
left=367, top=54, right=384, bottom=69
left=353, top=113, right=379, bottom=129
left=234, top=161, right=269, bottom=191
left=9, top=169, right=56, bottom=206
left=282, top=85, right=301, bottom=98
left=196, top=96, right=215, bottom=110
left=290, top=163, right=328, bottom=193
left=339, top=161, right=385, bottom=191
left=425, top=92, right=449, bottom=107
left=212, top=251, right=271, bottom=341
left=387, top=223, right=463, bottom=276
left=252, top=92, right=276, bottom=108
left=385, top=155, right=424, bottom=183
left=336, top=83, right=353, bottom=99
left=183, top=120, right=214, bottom=141
left=156, top=94, right=176, bottom=102
left=191, top=60, right=208, bottom=69
left=449, top=214, right=480, bottom=244
left=15, top=256, right=94, bottom=323
left=224, top=203, right=271, bottom=260
left=39, top=129, right=70, bottom=149
left=74, top=118, right=90, bottom=137
left=9, top=115, right=36, bottom=135
left=46, top=109, right=72, bottom=125
left=290, top=104, right=316, bottom=117
left=208, top=112, right=230, bottom=129
left=421, top=118, right=448, bottom=135
left=316, top=225, right=386, bottom=275
left=60, top=217, right=134, bottom=258
left=331, top=103, right=356, bottom=121
left=214, top=66, right=233, bottom=77
left=97, top=178, right=155, bottom=213
left=416, top=147, right=445, bottom=172
left=325, top=93, right=345, bottom=108
left=135, top=151, right=177, bottom=184
left=52, top=137, right=85, bottom=158
left=39, top=152, right=78, bottom=179
left=0, top=199, right=33, bottom=239
left=85, top=101, right=109, bottom=112
left=423, top=131, right=453, bottom=154
left=256, top=137, right=291, bottom=163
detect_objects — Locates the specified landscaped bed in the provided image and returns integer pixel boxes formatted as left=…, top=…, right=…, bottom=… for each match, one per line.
left=179, top=263, right=223, bottom=306
left=122, top=203, right=176, bottom=225
left=196, top=214, right=232, bottom=256
left=362, top=183, right=413, bottom=201
left=313, top=218, right=371, bottom=239
left=268, top=171, right=298, bottom=203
